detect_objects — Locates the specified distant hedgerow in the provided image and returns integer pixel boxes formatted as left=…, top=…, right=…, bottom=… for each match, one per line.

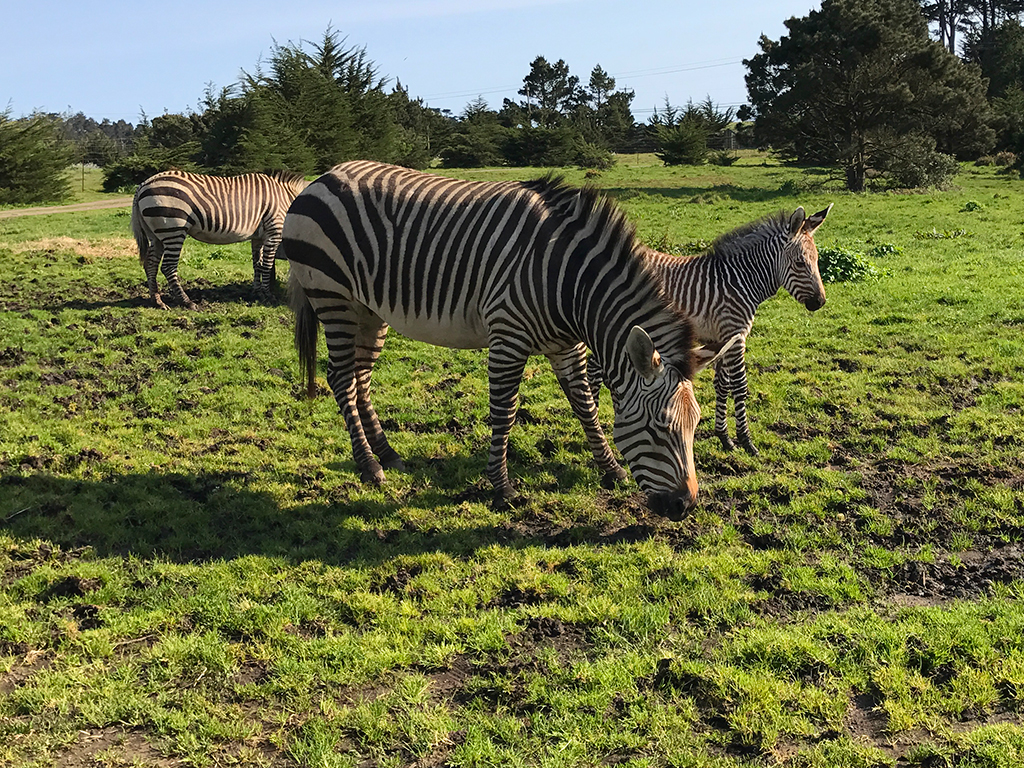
left=818, top=244, right=883, bottom=283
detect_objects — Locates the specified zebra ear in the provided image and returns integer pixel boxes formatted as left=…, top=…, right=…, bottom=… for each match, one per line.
left=803, top=203, right=833, bottom=234
left=626, top=326, right=665, bottom=383
left=788, top=207, right=806, bottom=237
left=692, top=333, right=743, bottom=374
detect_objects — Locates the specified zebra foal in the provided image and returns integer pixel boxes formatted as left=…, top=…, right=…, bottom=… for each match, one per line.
left=131, top=170, right=308, bottom=309
left=588, top=205, right=831, bottom=454
left=283, top=161, right=730, bottom=516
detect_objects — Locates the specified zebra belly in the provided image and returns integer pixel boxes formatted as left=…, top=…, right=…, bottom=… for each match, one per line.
left=376, top=307, right=490, bottom=350
left=189, top=228, right=257, bottom=245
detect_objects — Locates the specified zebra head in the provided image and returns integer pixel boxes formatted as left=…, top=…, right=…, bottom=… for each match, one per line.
left=613, top=327, right=736, bottom=517
left=781, top=204, right=832, bottom=312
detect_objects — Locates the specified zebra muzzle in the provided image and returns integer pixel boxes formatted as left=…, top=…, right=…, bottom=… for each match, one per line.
left=647, top=488, right=697, bottom=520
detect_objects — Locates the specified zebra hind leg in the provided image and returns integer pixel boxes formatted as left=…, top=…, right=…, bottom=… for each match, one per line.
left=323, top=309, right=387, bottom=485
left=549, top=345, right=627, bottom=489
left=144, top=242, right=169, bottom=310
left=354, top=320, right=404, bottom=470
left=159, top=236, right=197, bottom=310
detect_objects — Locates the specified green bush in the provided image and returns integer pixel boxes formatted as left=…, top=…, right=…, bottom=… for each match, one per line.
left=655, top=120, right=709, bottom=165
left=572, top=138, right=615, bottom=170
left=818, top=244, right=882, bottom=283
left=101, top=148, right=200, bottom=192
left=709, top=150, right=739, bottom=166
left=877, top=135, right=960, bottom=189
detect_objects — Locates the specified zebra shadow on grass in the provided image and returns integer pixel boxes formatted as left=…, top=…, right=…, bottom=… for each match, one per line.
left=0, top=459, right=637, bottom=568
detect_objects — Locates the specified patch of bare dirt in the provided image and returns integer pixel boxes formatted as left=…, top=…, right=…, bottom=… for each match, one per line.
left=51, top=727, right=181, bottom=768
left=884, top=544, right=1024, bottom=600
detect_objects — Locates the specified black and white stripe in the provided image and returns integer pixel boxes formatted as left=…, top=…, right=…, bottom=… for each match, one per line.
left=131, top=170, right=308, bottom=309
left=283, top=161, right=727, bottom=515
left=589, top=205, right=831, bottom=454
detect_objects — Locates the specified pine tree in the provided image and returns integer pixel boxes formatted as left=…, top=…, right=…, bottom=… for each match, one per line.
left=0, top=110, right=73, bottom=204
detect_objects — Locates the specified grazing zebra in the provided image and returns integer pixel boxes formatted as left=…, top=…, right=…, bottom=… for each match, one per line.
left=588, top=205, right=831, bottom=454
left=282, top=161, right=731, bottom=515
left=131, top=170, right=308, bottom=309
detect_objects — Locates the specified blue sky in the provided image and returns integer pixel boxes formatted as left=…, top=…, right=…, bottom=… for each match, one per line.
left=4, top=0, right=821, bottom=124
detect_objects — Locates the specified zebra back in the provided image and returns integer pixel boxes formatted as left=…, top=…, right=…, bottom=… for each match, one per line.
left=642, top=208, right=829, bottom=340
left=134, top=170, right=305, bottom=240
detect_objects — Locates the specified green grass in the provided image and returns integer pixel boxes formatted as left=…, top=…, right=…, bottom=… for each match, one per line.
left=2, top=154, right=1024, bottom=767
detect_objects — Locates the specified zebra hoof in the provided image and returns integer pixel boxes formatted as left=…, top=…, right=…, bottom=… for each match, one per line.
left=601, top=466, right=628, bottom=489
left=716, top=432, right=736, bottom=451
left=378, top=448, right=406, bottom=471
left=184, top=301, right=199, bottom=311
left=361, top=464, right=386, bottom=485
left=491, top=488, right=519, bottom=511
left=740, top=440, right=760, bottom=456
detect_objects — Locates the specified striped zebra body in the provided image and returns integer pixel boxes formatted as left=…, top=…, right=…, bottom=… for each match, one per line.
left=131, top=170, right=308, bottom=309
left=283, top=161, right=726, bottom=515
left=588, top=205, right=831, bottom=454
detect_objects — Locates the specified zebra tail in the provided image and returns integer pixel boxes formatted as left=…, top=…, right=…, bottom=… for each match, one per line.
left=130, top=189, right=148, bottom=266
left=288, top=268, right=319, bottom=399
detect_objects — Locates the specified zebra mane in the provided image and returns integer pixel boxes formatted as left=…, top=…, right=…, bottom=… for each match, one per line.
left=703, top=210, right=791, bottom=260
left=522, top=174, right=696, bottom=380
left=265, top=169, right=308, bottom=186
left=520, top=174, right=638, bottom=246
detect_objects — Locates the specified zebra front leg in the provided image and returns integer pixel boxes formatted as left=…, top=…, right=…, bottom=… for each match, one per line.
left=713, top=362, right=735, bottom=451
left=486, top=341, right=530, bottom=508
left=250, top=238, right=265, bottom=299
left=354, top=320, right=404, bottom=470
left=726, top=342, right=758, bottom=455
left=324, top=326, right=385, bottom=485
left=549, top=345, right=627, bottom=489
left=254, top=217, right=283, bottom=302
left=585, top=353, right=606, bottom=408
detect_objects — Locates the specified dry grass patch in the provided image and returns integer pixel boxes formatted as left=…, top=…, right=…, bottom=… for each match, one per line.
left=10, top=237, right=136, bottom=260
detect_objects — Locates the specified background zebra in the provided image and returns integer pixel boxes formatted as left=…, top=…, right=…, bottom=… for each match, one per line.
left=131, top=170, right=308, bottom=309
left=588, top=205, right=831, bottom=454
left=283, top=161, right=730, bottom=515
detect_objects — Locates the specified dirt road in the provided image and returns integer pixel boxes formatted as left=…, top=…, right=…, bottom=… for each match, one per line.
left=0, top=197, right=133, bottom=219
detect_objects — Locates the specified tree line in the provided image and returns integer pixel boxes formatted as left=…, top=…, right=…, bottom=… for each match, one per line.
left=3, top=0, right=1024, bottom=203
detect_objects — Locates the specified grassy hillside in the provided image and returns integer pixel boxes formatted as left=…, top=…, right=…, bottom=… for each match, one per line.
left=1, top=154, right=1023, bottom=767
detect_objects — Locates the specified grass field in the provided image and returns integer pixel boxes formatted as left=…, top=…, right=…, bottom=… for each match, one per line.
left=2, top=154, right=1024, bottom=767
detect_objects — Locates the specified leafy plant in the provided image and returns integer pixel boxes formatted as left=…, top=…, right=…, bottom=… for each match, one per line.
left=817, top=244, right=883, bottom=283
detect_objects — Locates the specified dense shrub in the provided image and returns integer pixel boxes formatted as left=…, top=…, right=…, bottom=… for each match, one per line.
left=818, top=245, right=882, bottom=283
left=876, top=135, right=959, bottom=189
left=101, top=149, right=199, bottom=193
left=572, top=138, right=615, bottom=170
left=654, top=120, right=709, bottom=165
left=501, top=126, right=577, bottom=167
left=709, top=150, right=739, bottom=166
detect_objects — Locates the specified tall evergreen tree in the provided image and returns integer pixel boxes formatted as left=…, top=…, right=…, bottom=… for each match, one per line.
left=0, top=110, right=73, bottom=204
left=745, top=0, right=995, bottom=190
